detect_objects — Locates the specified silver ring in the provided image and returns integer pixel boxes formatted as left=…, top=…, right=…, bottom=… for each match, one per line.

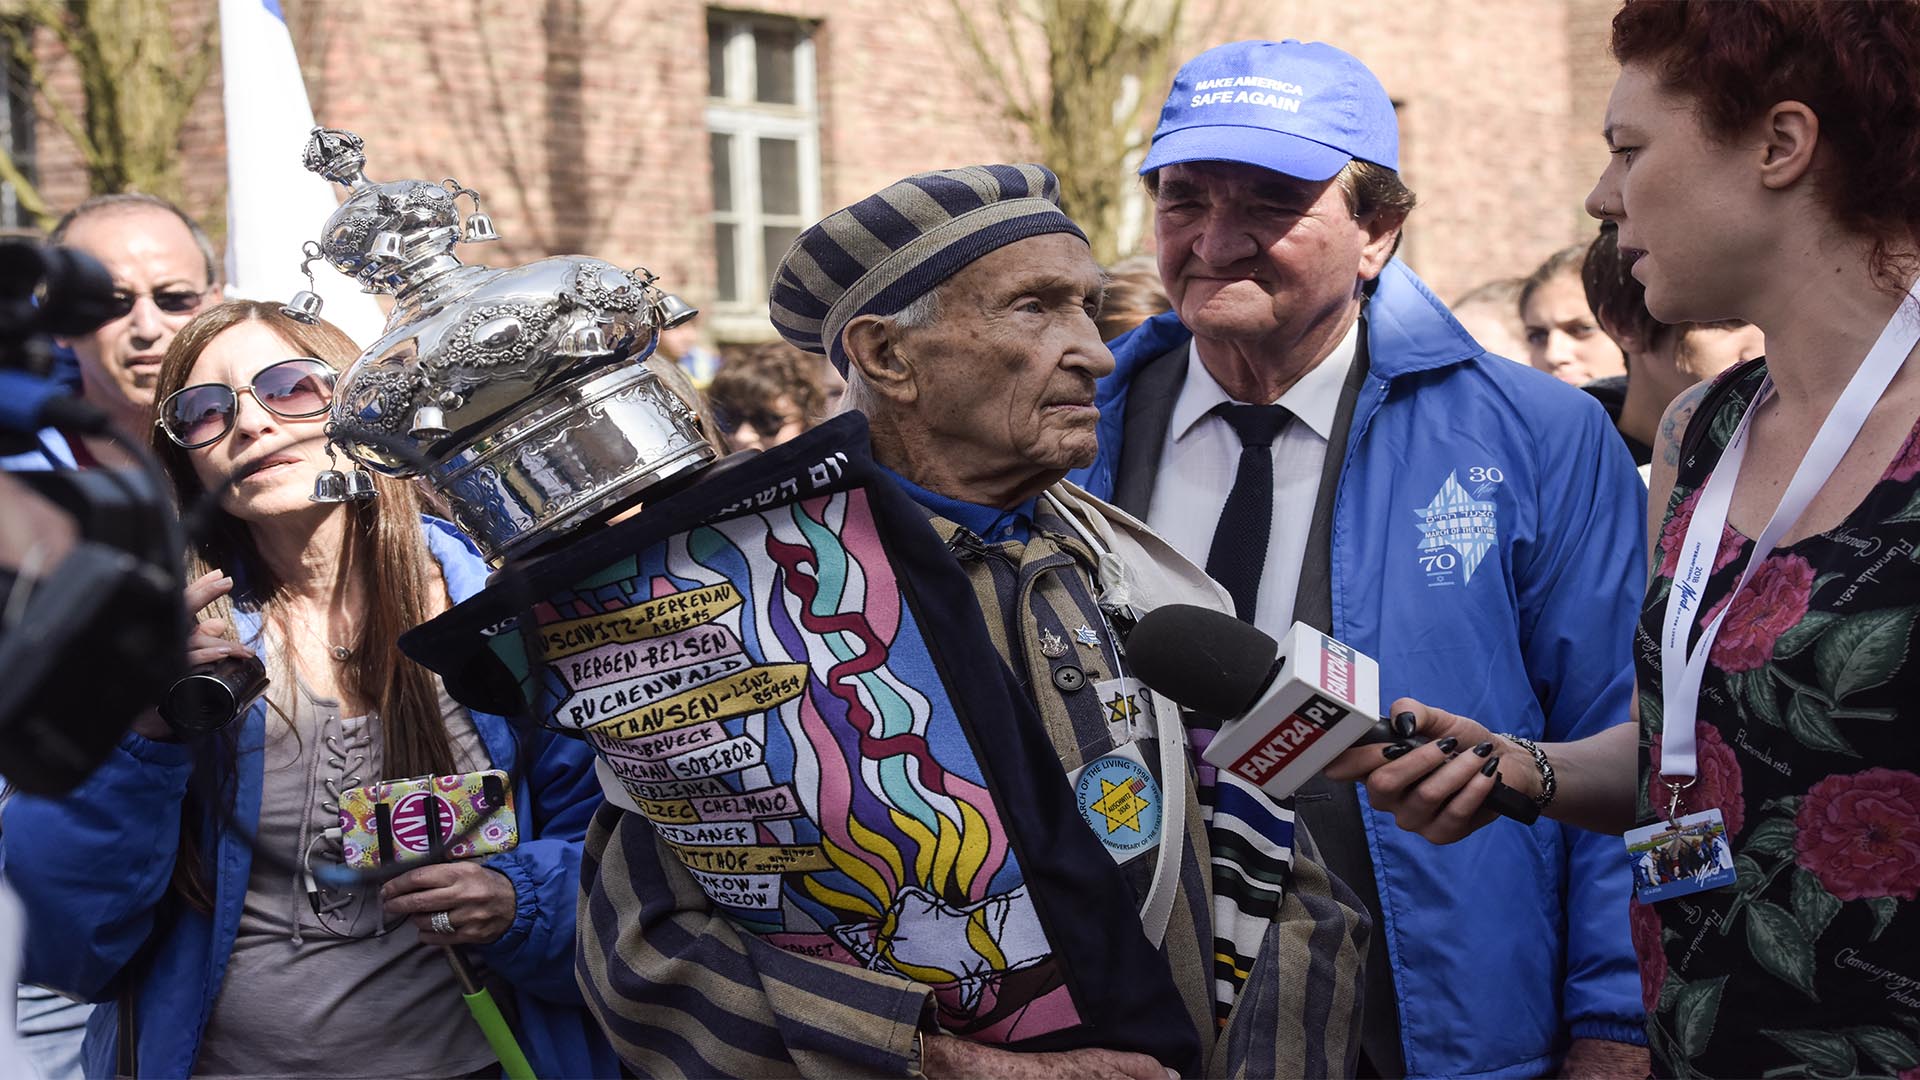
left=431, top=910, right=456, bottom=935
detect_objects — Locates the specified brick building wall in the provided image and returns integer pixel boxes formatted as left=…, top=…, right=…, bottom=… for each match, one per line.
left=1239, top=0, right=1599, bottom=302
left=22, top=0, right=1623, bottom=341
left=1568, top=0, right=1625, bottom=211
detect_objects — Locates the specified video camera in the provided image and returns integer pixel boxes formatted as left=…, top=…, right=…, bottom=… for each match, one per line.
left=0, top=239, right=188, bottom=797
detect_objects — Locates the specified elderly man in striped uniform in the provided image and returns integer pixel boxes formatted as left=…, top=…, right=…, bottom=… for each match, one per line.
left=575, top=164, right=1367, bottom=1078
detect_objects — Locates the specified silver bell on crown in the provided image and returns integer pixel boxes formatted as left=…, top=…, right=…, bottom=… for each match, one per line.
left=654, top=291, right=698, bottom=330
left=284, top=242, right=328, bottom=324
left=371, top=230, right=407, bottom=261
left=343, top=469, right=378, bottom=501
left=464, top=212, right=499, bottom=243
left=409, top=404, right=450, bottom=440
left=309, top=467, right=350, bottom=503
left=281, top=289, right=323, bottom=324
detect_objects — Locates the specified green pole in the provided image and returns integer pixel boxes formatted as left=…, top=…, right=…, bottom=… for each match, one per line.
left=462, top=985, right=537, bottom=1080
left=445, top=946, right=536, bottom=1079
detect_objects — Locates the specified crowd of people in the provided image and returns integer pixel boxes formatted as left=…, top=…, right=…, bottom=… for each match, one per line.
left=3, top=1, right=1918, bottom=1078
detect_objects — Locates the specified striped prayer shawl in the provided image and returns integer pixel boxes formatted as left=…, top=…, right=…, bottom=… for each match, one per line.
left=1208, top=774, right=1301, bottom=1023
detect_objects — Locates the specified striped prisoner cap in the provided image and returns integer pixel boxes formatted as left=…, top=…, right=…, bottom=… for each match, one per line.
left=769, top=163, right=1088, bottom=374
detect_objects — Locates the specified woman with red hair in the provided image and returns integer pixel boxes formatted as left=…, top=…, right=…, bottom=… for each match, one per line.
left=1330, top=3, right=1920, bottom=1074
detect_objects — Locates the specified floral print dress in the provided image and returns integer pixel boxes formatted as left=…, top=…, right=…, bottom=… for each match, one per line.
left=1637, top=362, right=1920, bottom=1079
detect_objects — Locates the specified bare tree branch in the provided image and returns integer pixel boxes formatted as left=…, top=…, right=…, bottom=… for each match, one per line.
left=281, top=0, right=336, bottom=113
left=428, top=0, right=553, bottom=252
left=0, top=148, right=48, bottom=218
left=947, top=0, right=1036, bottom=130
left=948, top=0, right=1189, bottom=263
left=997, top=0, right=1044, bottom=128
left=159, top=7, right=220, bottom=138
left=1, top=0, right=217, bottom=209
left=175, top=5, right=221, bottom=98
left=5, top=13, right=100, bottom=171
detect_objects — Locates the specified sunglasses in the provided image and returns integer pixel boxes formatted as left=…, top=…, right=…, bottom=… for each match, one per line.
left=156, top=357, right=338, bottom=449
left=711, top=404, right=799, bottom=439
left=107, top=286, right=209, bottom=320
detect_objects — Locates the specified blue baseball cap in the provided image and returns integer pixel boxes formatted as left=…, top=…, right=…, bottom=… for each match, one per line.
left=1141, top=39, right=1399, bottom=181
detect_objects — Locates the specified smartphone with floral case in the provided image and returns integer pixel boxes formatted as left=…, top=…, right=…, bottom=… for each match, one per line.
left=337, top=770, right=518, bottom=870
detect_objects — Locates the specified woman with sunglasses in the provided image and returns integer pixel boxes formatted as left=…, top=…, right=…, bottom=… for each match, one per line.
left=2, top=301, right=616, bottom=1078
left=706, top=340, right=828, bottom=452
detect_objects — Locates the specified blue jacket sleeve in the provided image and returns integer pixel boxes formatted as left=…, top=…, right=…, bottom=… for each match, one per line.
left=477, top=723, right=603, bottom=1002
left=0, top=732, right=194, bottom=1002
left=1515, top=398, right=1649, bottom=1045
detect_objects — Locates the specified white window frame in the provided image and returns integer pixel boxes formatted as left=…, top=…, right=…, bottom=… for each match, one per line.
left=706, top=13, right=821, bottom=336
left=0, top=27, right=35, bottom=230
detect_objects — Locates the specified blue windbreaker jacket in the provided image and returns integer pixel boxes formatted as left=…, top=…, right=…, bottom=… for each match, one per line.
left=0, top=518, right=618, bottom=1078
left=1070, top=261, right=1649, bottom=1079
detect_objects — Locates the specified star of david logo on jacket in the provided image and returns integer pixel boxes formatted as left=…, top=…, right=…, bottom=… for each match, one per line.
left=1415, top=470, right=1499, bottom=584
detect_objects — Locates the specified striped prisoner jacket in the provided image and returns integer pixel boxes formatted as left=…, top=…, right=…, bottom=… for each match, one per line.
left=569, top=457, right=1366, bottom=1075
left=403, top=417, right=1366, bottom=1077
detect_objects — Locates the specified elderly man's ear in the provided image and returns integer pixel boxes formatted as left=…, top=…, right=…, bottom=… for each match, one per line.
left=840, top=315, right=920, bottom=405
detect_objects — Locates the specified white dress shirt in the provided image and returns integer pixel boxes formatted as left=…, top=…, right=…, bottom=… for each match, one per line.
left=1145, top=323, right=1358, bottom=639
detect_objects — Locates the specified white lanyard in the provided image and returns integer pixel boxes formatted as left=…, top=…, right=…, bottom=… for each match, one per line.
left=1040, top=490, right=1188, bottom=947
left=1660, top=281, right=1920, bottom=792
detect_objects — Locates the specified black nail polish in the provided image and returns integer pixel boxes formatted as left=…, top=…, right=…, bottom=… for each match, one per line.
left=1481, top=754, right=1501, bottom=777
left=1436, top=736, right=1459, bottom=754
left=1472, top=741, right=1494, bottom=758
left=1393, top=711, right=1417, bottom=738
left=1383, top=742, right=1413, bottom=760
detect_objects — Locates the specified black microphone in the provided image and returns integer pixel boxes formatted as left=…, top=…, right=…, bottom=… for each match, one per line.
left=1127, top=605, right=1540, bottom=825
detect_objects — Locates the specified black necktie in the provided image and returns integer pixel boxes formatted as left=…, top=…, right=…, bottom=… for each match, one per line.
left=1204, top=403, right=1293, bottom=622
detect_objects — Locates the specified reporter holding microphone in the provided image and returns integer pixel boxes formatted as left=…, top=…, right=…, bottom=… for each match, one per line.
left=1330, top=4, right=1920, bottom=1076
left=1, top=302, right=614, bottom=1077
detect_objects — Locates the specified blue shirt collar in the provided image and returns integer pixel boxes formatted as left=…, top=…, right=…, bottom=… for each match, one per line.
left=880, top=465, right=1037, bottom=543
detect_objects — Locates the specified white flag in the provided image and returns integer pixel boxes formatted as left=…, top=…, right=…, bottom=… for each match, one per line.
left=220, top=0, right=386, bottom=348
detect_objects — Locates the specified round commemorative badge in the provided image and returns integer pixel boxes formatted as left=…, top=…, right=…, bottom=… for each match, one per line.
left=1073, top=751, right=1163, bottom=864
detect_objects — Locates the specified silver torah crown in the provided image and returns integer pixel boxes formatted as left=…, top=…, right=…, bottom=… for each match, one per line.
left=294, top=126, right=711, bottom=565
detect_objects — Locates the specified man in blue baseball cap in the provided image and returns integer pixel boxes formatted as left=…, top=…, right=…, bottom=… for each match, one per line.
left=1070, top=39, right=1651, bottom=1079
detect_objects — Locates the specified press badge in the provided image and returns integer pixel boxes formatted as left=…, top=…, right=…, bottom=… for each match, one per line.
left=1069, top=741, right=1163, bottom=866
left=1093, top=676, right=1155, bottom=745
left=1624, top=808, right=1737, bottom=903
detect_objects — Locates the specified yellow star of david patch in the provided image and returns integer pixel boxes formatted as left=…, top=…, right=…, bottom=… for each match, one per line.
left=1104, top=690, right=1141, bottom=728
left=1091, top=776, right=1149, bottom=834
